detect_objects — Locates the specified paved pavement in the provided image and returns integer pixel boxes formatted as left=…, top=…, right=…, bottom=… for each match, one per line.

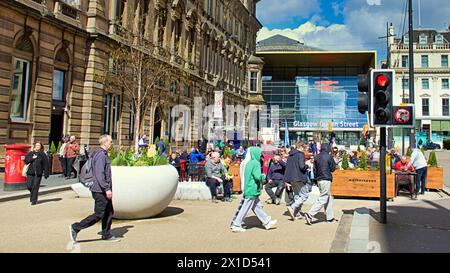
left=0, top=174, right=78, bottom=198
left=369, top=197, right=450, bottom=253
left=0, top=189, right=385, bottom=253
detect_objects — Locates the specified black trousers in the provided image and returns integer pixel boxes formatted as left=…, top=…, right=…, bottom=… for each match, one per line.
left=285, top=181, right=303, bottom=206
left=223, top=179, right=233, bottom=199
left=66, top=157, right=76, bottom=178
left=60, top=157, right=67, bottom=177
left=72, top=192, right=114, bottom=238
left=264, top=179, right=285, bottom=202
left=206, top=178, right=218, bottom=199
left=27, top=175, right=42, bottom=204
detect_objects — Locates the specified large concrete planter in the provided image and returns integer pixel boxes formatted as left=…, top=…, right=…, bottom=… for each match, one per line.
left=111, top=165, right=179, bottom=219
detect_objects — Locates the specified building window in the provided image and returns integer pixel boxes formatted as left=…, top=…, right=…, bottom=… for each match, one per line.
left=419, top=34, right=427, bottom=45
left=104, top=94, right=120, bottom=139
left=422, top=98, right=429, bottom=116
left=421, top=55, right=429, bottom=68
left=184, top=84, right=190, bottom=97
left=443, top=98, right=450, bottom=116
left=403, top=35, right=409, bottom=43
left=250, top=71, right=258, bottom=93
left=170, top=81, right=177, bottom=94
left=442, top=79, right=449, bottom=89
left=442, top=55, right=448, bottom=67
left=52, top=69, right=65, bottom=101
left=402, top=78, right=409, bottom=90
left=422, top=78, right=429, bottom=90
left=10, top=58, right=31, bottom=121
left=401, top=55, right=408, bottom=68
left=435, top=34, right=444, bottom=44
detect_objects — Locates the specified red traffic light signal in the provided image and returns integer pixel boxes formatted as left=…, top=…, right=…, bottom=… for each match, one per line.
left=376, top=74, right=389, bottom=88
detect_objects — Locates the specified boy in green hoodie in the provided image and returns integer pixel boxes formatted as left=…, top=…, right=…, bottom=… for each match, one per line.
left=229, top=147, right=278, bottom=232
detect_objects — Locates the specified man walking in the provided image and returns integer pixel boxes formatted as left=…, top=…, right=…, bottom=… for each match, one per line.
left=265, top=155, right=286, bottom=205
left=230, top=147, right=277, bottom=232
left=70, top=135, right=120, bottom=243
left=284, top=142, right=310, bottom=220
left=305, top=143, right=338, bottom=225
left=407, top=145, right=428, bottom=197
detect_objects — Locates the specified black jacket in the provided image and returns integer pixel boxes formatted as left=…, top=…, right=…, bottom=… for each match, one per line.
left=24, top=151, right=50, bottom=178
left=283, top=149, right=308, bottom=183
left=169, top=157, right=181, bottom=168
left=314, top=143, right=336, bottom=182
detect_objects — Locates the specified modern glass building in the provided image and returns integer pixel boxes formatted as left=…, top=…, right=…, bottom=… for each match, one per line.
left=257, top=35, right=376, bottom=146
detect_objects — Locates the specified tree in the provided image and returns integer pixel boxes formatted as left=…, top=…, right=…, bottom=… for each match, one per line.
left=359, top=152, right=368, bottom=171
left=50, top=141, right=57, bottom=154
left=97, top=4, right=189, bottom=154
left=427, top=151, right=438, bottom=167
left=406, top=147, right=412, bottom=157
left=341, top=152, right=349, bottom=170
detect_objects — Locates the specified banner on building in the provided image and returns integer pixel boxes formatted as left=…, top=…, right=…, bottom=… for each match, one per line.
left=214, top=91, right=224, bottom=119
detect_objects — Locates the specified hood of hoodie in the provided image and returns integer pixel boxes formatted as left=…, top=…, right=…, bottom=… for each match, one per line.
left=289, top=149, right=300, bottom=156
left=249, top=146, right=261, bottom=161
left=320, top=143, right=330, bottom=153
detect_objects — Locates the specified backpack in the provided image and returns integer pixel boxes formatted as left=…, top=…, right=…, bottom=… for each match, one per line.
left=79, top=152, right=99, bottom=188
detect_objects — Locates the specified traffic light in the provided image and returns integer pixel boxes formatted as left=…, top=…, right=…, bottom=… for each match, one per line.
left=370, top=69, right=395, bottom=127
left=357, top=72, right=371, bottom=114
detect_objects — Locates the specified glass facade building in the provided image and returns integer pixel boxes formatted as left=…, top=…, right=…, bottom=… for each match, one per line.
left=256, top=35, right=376, bottom=146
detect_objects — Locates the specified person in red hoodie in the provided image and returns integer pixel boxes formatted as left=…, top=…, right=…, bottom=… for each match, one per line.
left=394, top=155, right=414, bottom=194
left=64, top=135, right=80, bottom=179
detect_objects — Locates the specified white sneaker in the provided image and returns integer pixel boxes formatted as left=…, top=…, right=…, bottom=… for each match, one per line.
left=294, top=213, right=304, bottom=220
left=231, top=226, right=246, bottom=233
left=287, top=206, right=295, bottom=221
left=264, top=219, right=278, bottom=230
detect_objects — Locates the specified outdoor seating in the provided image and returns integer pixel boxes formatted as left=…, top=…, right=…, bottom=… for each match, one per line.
left=394, top=171, right=416, bottom=199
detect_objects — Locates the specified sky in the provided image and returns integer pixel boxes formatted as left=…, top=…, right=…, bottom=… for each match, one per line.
left=256, top=0, right=450, bottom=66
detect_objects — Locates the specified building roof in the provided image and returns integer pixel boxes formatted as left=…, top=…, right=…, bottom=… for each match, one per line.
left=397, top=28, right=450, bottom=44
left=257, top=34, right=323, bottom=52
left=248, top=55, right=264, bottom=64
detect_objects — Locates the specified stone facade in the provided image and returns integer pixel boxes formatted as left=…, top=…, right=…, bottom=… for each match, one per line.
left=0, top=0, right=264, bottom=168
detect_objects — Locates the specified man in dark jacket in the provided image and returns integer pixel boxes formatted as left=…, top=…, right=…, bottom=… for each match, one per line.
left=265, top=155, right=286, bottom=205
left=70, top=134, right=120, bottom=243
left=284, top=142, right=311, bottom=220
left=305, top=143, right=338, bottom=225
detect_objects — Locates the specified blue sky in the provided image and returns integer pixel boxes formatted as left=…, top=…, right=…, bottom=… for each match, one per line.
left=256, top=0, right=450, bottom=66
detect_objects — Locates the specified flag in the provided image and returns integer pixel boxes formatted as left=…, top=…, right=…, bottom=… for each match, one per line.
left=284, top=119, right=290, bottom=147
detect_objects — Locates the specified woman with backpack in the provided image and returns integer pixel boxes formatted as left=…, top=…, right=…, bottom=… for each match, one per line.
left=24, top=142, right=50, bottom=205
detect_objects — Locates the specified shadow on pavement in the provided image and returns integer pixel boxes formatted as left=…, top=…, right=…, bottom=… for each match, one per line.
left=36, top=198, right=63, bottom=204
left=153, top=207, right=185, bottom=219
left=96, top=225, right=134, bottom=238
left=369, top=199, right=450, bottom=253
left=242, top=216, right=267, bottom=230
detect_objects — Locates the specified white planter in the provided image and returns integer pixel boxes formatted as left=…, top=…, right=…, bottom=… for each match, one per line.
left=111, top=165, right=179, bottom=219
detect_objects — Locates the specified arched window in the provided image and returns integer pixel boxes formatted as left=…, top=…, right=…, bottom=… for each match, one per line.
left=10, top=35, right=34, bottom=121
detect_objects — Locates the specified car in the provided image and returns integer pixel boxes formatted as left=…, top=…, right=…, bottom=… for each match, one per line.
left=422, top=141, right=441, bottom=150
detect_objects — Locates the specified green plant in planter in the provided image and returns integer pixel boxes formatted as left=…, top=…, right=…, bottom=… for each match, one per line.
left=108, top=148, right=117, bottom=161
left=406, top=147, right=412, bottom=157
left=56, top=141, right=62, bottom=153
left=427, top=151, right=438, bottom=167
left=358, top=152, right=368, bottom=171
left=341, top=152, right=349, bottom=170
left=111, top=147, right=168, bottom=167
left=357, top=145, right=361, bottom=153
left=154, top=136, right=160, bottom=146
left=50, top=141, right=57, bottom=154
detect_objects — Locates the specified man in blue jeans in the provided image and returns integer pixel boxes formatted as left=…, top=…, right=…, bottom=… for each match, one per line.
left=407, top=145, right=428, bottom=197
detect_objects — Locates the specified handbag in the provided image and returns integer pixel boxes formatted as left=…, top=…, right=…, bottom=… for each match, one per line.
left=22, top=163, right=30, bottom=177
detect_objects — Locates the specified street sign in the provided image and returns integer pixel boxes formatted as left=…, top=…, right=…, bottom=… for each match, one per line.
left=392, top=105, right=415, bottom=127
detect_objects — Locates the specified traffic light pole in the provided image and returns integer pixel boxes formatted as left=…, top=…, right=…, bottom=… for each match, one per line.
left=380, top=127, right=387, bottom=224
left=408, top=0, right=416, bottom=148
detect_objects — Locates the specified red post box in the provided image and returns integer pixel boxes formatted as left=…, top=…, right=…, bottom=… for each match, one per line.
left=4, top=144, right=31, bottom=191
